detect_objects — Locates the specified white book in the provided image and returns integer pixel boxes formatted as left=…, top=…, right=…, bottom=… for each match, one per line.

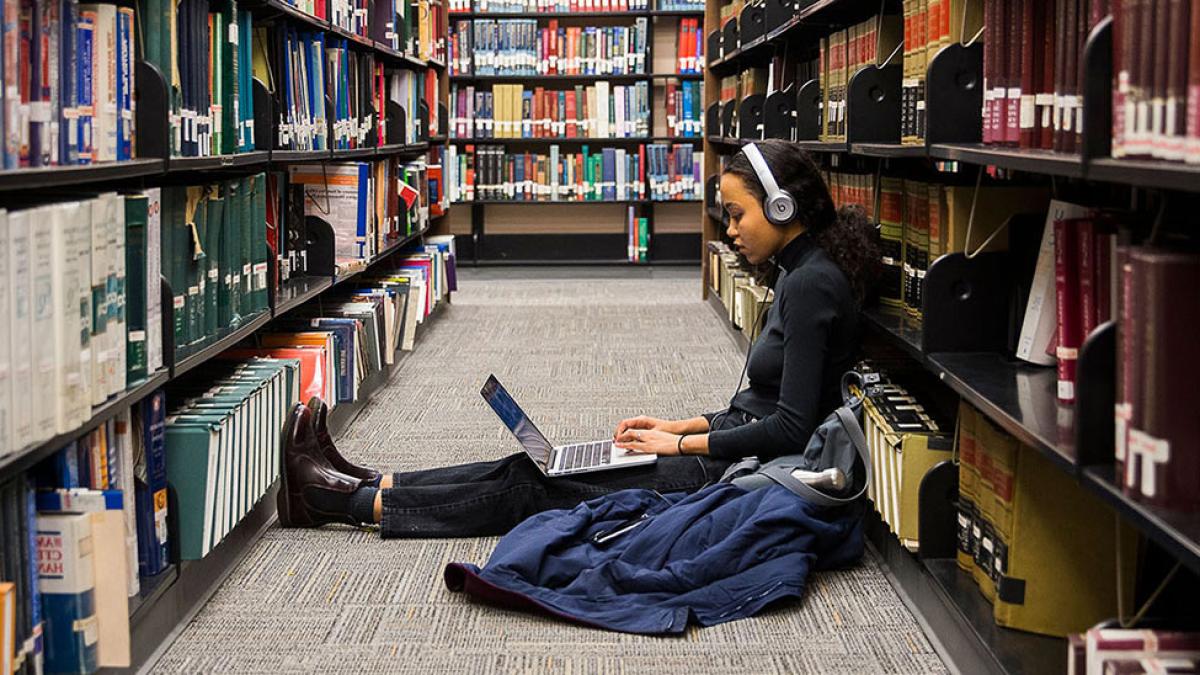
left=28, top=207, right=55, bottom=440
left=84, top=3, right=118, bottom=162
left=7, top=210, right=33, bottom=451
left=52, top=204, right=85, bottom=432
left=0, top=211, right=9, bottom=456
left=146, top=188, right=163, bottom=374
left=108, top=194, right=127, bottom=397
left=88, top=196, right=109, bottom=405
left=111, top=409, right=140, bottom=597
left=67, top=200, right=93, bottom=425
left=1016, top=199, right=1091, bottom=366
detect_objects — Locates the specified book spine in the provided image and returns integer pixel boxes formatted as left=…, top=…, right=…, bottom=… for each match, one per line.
left=1053, top=216, right=1081, bottom=403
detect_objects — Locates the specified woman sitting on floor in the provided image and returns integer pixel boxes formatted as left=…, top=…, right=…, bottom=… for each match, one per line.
left=277, top=139, right=879, bottom=540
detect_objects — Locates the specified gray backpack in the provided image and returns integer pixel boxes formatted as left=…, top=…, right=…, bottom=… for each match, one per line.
left=719, top=371, right=871, bottom=508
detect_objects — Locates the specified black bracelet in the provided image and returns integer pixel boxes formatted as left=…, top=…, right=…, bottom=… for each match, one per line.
left=677, top=434, right=689, bottom=454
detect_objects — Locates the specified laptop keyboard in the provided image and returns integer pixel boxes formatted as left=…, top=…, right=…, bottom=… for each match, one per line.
left=557, top=441, right=612, bottom=472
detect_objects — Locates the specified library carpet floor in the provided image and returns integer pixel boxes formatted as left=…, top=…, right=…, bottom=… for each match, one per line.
left=153, top=267, right=947, bottom=674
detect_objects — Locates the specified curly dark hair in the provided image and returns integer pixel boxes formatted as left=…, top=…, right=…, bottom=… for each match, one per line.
left=723, top=139, right=880, bottom=304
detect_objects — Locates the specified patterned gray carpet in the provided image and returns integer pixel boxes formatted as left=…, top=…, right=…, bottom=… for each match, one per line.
left=153, top=269, right=947, bottom=674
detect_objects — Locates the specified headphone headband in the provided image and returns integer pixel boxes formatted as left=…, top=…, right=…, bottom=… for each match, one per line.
left=741, top=143, right=797, bottom=226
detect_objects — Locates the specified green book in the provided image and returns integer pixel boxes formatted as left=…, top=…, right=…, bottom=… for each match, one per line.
left=164, top=416, right=224, bottom=559
left=216, top=183, right=232, bottom=329
left=124, top=194, right=149, bottom=383
left=250, top=174, right=268, bottom=312
left=205, top=191, right=223, bottom=338
left=221, top=6, right=237, bottom=155
left=224, top=179, right=242, bottom=326
left=239, top=175, right=254, bottom=317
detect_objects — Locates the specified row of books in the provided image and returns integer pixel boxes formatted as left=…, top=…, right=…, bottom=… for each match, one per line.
left=161, top=176, right=272, bottom=363
left=818, top=15, right=900, bottom=143
left=900, top=0, right=981, bottom=145
left=278, top=0, right=442, bottom=59
left=2, top=1, right=135, bottom=168
left=0, top=392, right=169, bottom=674
left=451, top=0, right=649, bottom=10
left=954, top=400, right=1133, bottom=637
left=450, top=83, right=651, bottom=139
left=858, top=364, right=950, bottom=553
left=1114, top=245, right=1199, bottom=512
left=664, top=80, right=703, bottom=138
left=0, top=192, right=164, bottom=460
left=706, top=241, right=775, bottom=343
left=449, top=19, right=650, bottom=76
left=255, top=24, right=438, bottom=152
left=823, top=170, right=1049, bottom=323
left=1112, top=0, right=1200, bottom=162
left=287, top=159, right=432, bottom=274
left=0, top=236, right=457, bottom=674
left=626, top=207, right=649, bottom=263
left=674, top=18, right=703, bottom=75
left=981, top=0, right=1105, bottom=152
left=445, top=143, right=698, bottom=201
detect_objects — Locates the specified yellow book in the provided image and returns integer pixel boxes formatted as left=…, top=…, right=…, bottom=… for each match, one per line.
left=1, top=582, right=13, bottom=675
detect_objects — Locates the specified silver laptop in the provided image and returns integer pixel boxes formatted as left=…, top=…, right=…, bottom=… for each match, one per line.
left=481, top=375, right=657, bottom=477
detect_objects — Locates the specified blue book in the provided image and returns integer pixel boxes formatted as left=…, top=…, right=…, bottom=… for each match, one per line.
left=601, top=148, right=616, bottom=201
left=37, top=513, right=98, bottom=675
left=76, top=10, right=93, bottom=163
left=116, top=7, right=132, bottom=160
left=25, top=479, right=45, bottom=674
left=134, top=391, right=168, bottom=577
left=60, top=0, right=78, bottom=164
left=36, top=488, right=124, bottom=512
left=356, top=162, right=369, bottom=257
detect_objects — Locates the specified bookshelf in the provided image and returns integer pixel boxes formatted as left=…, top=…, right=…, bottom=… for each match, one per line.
left=0, top=0, right=453, bottom=668
left=702, top=0, right=1200, bottom=673
left=445, top=4, right=707, bottom=263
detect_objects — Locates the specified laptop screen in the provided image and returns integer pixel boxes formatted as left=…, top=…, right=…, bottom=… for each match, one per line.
left=481, top=375, right=554, bottom=470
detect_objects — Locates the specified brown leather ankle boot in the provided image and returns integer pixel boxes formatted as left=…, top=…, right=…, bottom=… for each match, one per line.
left=277, top=403, right=365, bottom=528
left=306, top=397, right=383, bottom=485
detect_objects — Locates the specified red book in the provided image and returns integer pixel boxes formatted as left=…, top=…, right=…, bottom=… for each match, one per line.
left=1053, top=216, right=1083, bottom=403
left=1127, top=249, right=1200, bottom=510
left=1038, top=0, right=1056, bottom=148
left=1187, top=0, right=1200, bottom=163
left=1052, top=0, right=1068, bottom=150
left=1163, top=0, right=1189, bottom=160
left=637, top=144, right=645, bottom=199
left=1004, top=0, right=1022, bottom=145
left=1077, top=218, right=1097, bottom=340
left=1094, top=230, right=1115, bottom=325
left=565, top=91, right=577, bottom=137
left=1018, top=0, right=1036, bottom=147
left=1116, top=246, right=1139, bottom=492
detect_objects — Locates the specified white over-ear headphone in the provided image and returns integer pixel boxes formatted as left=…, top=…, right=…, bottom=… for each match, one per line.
left=741, top=143, right=797, bottom=226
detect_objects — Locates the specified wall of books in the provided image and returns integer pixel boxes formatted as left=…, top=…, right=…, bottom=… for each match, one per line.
left=443, top=2, right=706, bottom=263
left=703, top=0, right=1200, bottom=673
left=0, top=0, right=455, bottom=670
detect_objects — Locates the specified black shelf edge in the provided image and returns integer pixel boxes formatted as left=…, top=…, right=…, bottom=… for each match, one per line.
left=650, top=72, right=704, bottom=80
left=249, top=0, right=328, bottom=31
left=795, top=140, right=849, bottom=153
left=927, top=144, right=1085, bottom=178
left=270, top=149, right=333, bottom=163
left=647, top=8, right=705, bottom=15
left=861, top=305, right=925, bottom=363
left=1082, top=466, right=1200, bottom=577
left=651, top=198, right=702, bottom=203
left=924, top=352, right=1077, bottom=474
left=706, top=136, right=748, bottom=147
left=427, top=56, right=447, bottom=70
left=165, top=151, right=271, bottom=173
left=330, top=147, right=379, bottom=160
left=328, top=24, right=376, bottom=50
left=0, top=158, right=165, bottom=191
left=851, top=142, right=928, bottom=158
left=0, top=369, right=171, bottom=477
left=127, top=564, right=178, bottom=621
left=451, top=73, right=654, bottom=83
left=450, top=136, right=702, bottom=144
left=450, top=9, right=648, bottom=17
left=468, top=258, right=654, bottom=266
left=171, top=309, right=274, bottom=378
left=273, top=275, right=334, bottom=316
left=377, top=142, right=431, bottom=158
left=1086, top=157, right=1200, bottom=194
left=454, top=199, right=653, bottom=205
left=866, top=512, right=1063, bottom=675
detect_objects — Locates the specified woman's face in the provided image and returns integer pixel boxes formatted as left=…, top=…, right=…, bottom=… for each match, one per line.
left=720, top=172, right=791, bottom=266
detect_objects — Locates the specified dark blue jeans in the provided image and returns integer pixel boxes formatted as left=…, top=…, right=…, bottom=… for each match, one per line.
left=379, top=409, right=757, bottom=538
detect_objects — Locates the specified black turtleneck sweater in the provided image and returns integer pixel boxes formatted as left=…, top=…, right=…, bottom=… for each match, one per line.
left=706, top=232, right=859, bottom=461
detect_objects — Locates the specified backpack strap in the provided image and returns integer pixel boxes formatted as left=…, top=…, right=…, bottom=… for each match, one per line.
left=748, top=403, right=872, bottom=508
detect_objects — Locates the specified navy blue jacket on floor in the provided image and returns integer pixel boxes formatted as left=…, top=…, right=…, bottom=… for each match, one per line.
left=443, top=482, right=865, bottom=634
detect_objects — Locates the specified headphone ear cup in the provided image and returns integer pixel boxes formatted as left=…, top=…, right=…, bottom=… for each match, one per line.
left=766, top=193, right=797, bottom=225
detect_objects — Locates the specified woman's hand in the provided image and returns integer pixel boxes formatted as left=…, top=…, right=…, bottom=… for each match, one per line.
left=613, top=428, right=682, bottom=456
left=613, top=415, right=677, bottom=439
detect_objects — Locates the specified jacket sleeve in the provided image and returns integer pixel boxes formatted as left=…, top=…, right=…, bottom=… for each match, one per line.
left=705, top=270, right=837, bottom=461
